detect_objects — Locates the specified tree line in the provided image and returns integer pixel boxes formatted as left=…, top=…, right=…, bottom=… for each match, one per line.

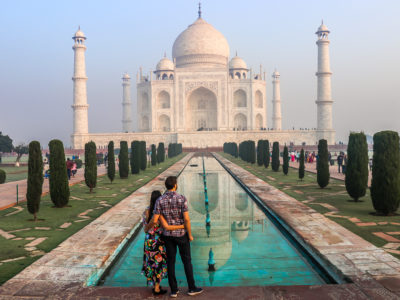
left=224, top=130, right=400, bottom=216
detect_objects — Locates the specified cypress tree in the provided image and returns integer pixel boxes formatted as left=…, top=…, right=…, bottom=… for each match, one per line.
left=140, top=141, right=147, bottom=171
left=371, top=131, right=400, bottom=215
left=299, top=148, right=305, bottom=181
left=257, top=140, right=263, bottom=166
left=263, top=140, right=270, bottom=168
left=271, top=142, right=280, bottom=171
left=317, top=139, right=330, bottom=188
left=84, top=141, right=97, bottom=193
left=107, top=141, right=115, bottom=183
left=157, top=142, right=165, bottom=163
left=345, top=133, right=369, bottom=202
left=130, top=141, right=140, bottom=174
left=151, top=144, right=157, bottom=166
left=283, top=145, right=289, bottom=175
left=48, top=139, right=69, bottom=207
left=0, top=169, right=5, bottom=184
left=249, top=141, right=256, bottom=164
left=26, top=141, right=43, bottom=221
left=119, top=141, right=129, bottom=178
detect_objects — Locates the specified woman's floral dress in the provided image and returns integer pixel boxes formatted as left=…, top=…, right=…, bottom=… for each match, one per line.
left=141, top=208, right=168, bottom=286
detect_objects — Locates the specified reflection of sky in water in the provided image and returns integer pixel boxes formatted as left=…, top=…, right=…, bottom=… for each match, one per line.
left=101, top=157, right=324, bottom=287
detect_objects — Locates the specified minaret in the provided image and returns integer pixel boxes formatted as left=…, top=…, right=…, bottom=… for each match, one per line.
left=72, top=27, right=89, bottom=136
left=272, top=70, right=282, bottom=130
left=315, top=21, right=334, bottom=142
left=122, top=73, right=132, bottom=132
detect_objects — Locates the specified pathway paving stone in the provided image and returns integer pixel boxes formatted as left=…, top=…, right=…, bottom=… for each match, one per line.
left=383, top=243, right=400, bottom=250
left=349, top=217, right=362, bottom=223
left=25, top=237, right=47, bottom=247
left=4, top=206, right=24, bottom=217
left=373, top=232, right=400, bottom=243
left=34, top=227, right=50, bottom=231
left=59, top=223, right=71, bottom=229
left=0, top=229, right=15, bottom=240
left=357, top=222, right=377, bottom=227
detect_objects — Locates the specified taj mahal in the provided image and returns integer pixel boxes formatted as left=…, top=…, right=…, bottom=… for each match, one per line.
left=70, top=6, right=335, bottom=149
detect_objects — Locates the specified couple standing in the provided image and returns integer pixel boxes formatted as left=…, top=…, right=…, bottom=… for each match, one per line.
left=142, top=176, right=203, bottom=297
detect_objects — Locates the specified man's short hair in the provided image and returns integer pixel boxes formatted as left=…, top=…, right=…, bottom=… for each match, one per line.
left=165, top=176, right=177, bottom=190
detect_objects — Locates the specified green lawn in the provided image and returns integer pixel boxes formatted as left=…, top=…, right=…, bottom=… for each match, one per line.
left=220, top=153, right=400, bottom=260
left=0, top=154, right=185, bottom=285
left=0, top=166, right=28, bottom=183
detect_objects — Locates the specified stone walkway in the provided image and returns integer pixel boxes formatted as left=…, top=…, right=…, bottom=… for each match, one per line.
left=0, top=165, right=107, bottom=210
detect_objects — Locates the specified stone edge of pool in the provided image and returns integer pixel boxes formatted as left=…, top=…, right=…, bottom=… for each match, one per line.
left=213, top=154, right=400, bottom=289
left=0, top=153, right=194, bottom=297
left=1, top=152, right=400, bottom=299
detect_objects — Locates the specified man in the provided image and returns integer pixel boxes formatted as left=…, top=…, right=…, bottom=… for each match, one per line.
left=337, top=152, right=344, bottom=173
left=151, top=176, right=203, bottom=298
left=66, top=158, right=73, bottom=180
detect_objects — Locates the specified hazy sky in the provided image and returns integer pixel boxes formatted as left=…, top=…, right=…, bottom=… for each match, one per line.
left=1, top=0, right=399, bottom=147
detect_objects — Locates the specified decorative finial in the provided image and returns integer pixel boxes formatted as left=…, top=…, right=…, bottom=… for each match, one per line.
left=164, top=51, right=166, bottom=58
left=79, top=25, right=80, bottom=30
left=321, top=19, right=324, bottom=25
left=236, top=50, right=238, bottom=56
left=198, top=2, right=202, bottom=18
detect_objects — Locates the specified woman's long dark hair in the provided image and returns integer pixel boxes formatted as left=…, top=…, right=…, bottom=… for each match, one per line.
left=147, top=190, right=162, bottom=223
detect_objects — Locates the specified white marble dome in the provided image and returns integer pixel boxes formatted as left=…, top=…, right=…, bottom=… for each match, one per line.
left=74, top=29, right=85, bottom=38
left=229, top=55, right=247, bottom=70
left=122, top=73, right=130, bottom=79
left=172, top=18, right=230, bottom=68
left=317, top=23, right=329, bottom=32
left=156, top=57, right=174, bottom=71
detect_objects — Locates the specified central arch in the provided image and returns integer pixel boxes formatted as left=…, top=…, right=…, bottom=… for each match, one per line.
left=186, top=87, right=217, bottom=131
left=234, top=113, right=247, bottom=130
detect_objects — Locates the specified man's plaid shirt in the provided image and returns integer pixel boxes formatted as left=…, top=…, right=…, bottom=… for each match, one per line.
left=154, top=191, right=188, bottom=237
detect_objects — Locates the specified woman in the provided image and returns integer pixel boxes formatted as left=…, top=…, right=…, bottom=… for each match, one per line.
left=142, top=191, right=184, bottom=295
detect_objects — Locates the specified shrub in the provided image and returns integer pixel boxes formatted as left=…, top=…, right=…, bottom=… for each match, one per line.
left=26, top=141, right=43, bottom=221
left=257, top=140, right=263, bottom=166
left=0, top=169, right=5, bottom=184
left=74, top=159, right=83, bottom=169
left=140, top=141, right=147, bottom=171
left=283, top=145, right=289, bottom=175
left=107, top=141, right=115, bottom=183
left=119, top=141, right=129, bottom=178
left=249, top=140, right=256, bottom=164
left=48, top=139, right=70, bottom=207
left=317, top=139, right=330, bottom=188
left=151, top=144, right=157, bottom=166
left=371, top=131, right=400, bottom=215
left=345, top=133, right=369, bottom=202
left=84, top=141, right=97, bottom=193
left=130, top=141, right=140, bottom=174
left=271, top=142, right=280, bottom=171
left=263, top=140, right=270, bottom=168
left=157, top=143, right=165, bottom=163
left=299, top=149, right=305, bottom=180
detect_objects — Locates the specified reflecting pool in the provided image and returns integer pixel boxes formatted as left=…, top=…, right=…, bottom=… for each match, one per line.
left=101, top=157, right=325, bottom=287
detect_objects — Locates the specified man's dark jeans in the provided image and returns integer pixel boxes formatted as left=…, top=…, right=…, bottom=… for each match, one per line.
left=162, top=234, right=195, bottom=292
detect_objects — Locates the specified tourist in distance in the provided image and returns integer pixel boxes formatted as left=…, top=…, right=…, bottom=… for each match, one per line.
left=337, top=152, right=344, bottom=173
left=66, top=158, right=73, bottom=180
left=71, top=161, right=77, bottom=177
left=142, top=190, right=185, bottom=295
left=150, top=176, right=203, bottom=297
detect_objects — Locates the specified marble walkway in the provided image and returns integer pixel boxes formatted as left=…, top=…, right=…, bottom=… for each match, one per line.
left=0, top=166, right=107, bottom=210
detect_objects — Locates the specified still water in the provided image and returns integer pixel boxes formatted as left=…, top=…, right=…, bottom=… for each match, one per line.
left=101, top=157, right=324, bottom=287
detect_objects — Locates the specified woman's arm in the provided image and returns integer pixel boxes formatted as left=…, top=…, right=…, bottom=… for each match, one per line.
left=159, top=215, right=184, bottom=231
left=143, top=210, right=154, bottom=233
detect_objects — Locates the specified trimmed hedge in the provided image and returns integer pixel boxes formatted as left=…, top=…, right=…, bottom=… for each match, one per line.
left=0, top=169, right=5, bottom=184
left=283, top=145, right=289, bottom=175
left=157, top=143, right=165, bottom=163
left=345, top=132, right=369, bottom=202
left=168, top=143, right=183, bottom=158
left=84, top=141, right=97, bottom=193
left=119, top=141, right=129, bottom=178
left=130, top=141, right=140, bottom=174
left=317, top=139, right=330, bottom=188
left=151, top=144, right=157, bottom=166
left=239, top=140, right=256, bottom=163
left=74, top=159, right=83, bottom=169
left=140, top=141, right=147, bottom=171
left=263, top=140, right=270, bottom=169
left=271, top=142, right=280, bottom=172
left=26, top=141, right=43, bottom=221
left=48, top=139, right=70, bottom=207
left=223, top=142, right=238, bottom=157
left=299, top=148, right=305, bottom=180
left=371, top=131, right=400, bottom=215
left=107, top=141, right=115, bottom=183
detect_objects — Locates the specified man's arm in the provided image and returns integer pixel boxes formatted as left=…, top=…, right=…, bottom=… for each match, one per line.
left=183, top=211, right=193, bottom=241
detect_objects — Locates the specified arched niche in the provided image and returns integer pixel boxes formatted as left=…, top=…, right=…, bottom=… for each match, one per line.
left=234, top=113, right=247, bottom=130
left=186, top=87, right=217, bottom=131
left=256, top=90, right=263, bottom=108
left=234, top=89, right=247, bottom=107
left=141, top=115, right=149, bottom=132
left=157, top=91, right=170, bottom=109
left=158, top=114, right=171, bottom=132
left=141, top=92, right=149, bottom=111
left=255, top=114, right=263, bottom=129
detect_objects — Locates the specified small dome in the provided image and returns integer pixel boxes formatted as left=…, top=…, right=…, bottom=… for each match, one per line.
left=229, top=55, right=247, bottom=70
left=272, top=70, right=280, bottom=77
left=122, top=73, right=130, bottom=79
left=317, top=23, right=329, bottom=32
left=156, top=57, right=174, bottom=71
left=172, top=18, right=230, bottom=68
left=74, top=28, right=86, bottom=38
